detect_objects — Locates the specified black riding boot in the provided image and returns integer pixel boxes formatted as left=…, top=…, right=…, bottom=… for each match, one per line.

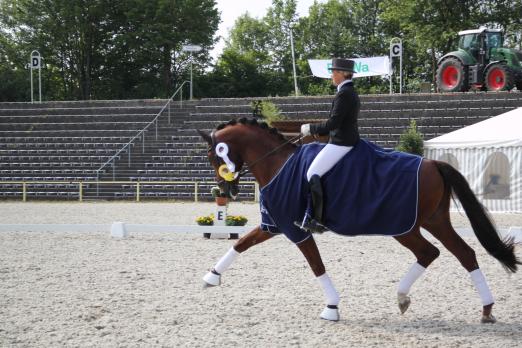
left=294, top=175, right=327, bottom=233
left=309, top=174, right=324, bottom=224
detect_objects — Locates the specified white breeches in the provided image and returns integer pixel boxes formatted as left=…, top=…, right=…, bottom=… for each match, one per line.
left=306, top=143, right=353, bottom=181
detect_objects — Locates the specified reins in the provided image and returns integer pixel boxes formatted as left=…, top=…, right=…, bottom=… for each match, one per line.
left=237, top=133, right=304, bottom=177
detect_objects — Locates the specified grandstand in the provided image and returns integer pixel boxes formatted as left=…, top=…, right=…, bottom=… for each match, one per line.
left=1, top=92, right=521, bottom=201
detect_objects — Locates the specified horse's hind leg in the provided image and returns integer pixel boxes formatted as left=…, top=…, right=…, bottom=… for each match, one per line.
left=393, top=228, right=441, bottom=314
left=423, top=213, right=496, bottom=323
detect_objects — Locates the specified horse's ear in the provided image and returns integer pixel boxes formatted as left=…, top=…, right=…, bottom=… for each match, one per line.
left=197, top=129, right=212, bottom=146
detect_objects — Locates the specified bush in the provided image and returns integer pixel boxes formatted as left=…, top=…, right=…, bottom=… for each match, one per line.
left=250, top=100, right=285, bottom=126
left=396, top=119, right=424, bottom=156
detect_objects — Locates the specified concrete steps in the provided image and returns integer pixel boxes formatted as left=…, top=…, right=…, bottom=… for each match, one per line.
left=1, top=91, right=522, bottom=200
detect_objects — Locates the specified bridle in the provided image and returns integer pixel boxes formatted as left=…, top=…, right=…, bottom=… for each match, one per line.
left=209, top=130, right=304, bottom=182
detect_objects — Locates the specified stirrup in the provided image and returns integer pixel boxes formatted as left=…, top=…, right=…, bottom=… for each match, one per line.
left=293, top=216, right=328, bottom=234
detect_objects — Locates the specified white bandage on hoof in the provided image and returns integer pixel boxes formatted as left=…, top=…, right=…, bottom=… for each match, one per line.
left=202, top=271, right=221, bottom=287
left=398, top=293, right=411, bottom=314
left=320, top=305, right=340, bottom=321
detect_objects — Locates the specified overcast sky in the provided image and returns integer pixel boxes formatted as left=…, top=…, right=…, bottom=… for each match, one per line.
left=210, top=0, right=325, bottom=61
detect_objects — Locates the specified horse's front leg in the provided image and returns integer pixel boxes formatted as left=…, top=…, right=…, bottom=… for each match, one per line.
left=203, top=226, right=274, bottom=287
left=297, top=236, right=340, bottom=321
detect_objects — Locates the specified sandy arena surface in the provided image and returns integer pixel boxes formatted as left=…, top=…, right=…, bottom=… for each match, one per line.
left=1, top=202, right=521, bottom=347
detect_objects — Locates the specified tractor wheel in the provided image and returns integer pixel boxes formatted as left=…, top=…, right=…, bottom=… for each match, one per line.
left=436, top=58, right=469, bottom=92
left=485, top=63, right=514, bottom=91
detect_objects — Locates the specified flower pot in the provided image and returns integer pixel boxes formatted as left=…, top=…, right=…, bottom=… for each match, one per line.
left=215, top=196, right=228, bottom=206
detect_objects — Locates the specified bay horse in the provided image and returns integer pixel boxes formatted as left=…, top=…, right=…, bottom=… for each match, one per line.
left=198, top=117, right=520, bottom=323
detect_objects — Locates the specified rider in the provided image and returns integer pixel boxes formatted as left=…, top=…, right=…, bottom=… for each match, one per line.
left=297, top=58, right=360, bottom=232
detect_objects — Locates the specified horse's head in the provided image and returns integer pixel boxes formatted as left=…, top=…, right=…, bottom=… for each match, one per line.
left=198, top=127, right=244, bottom=200
left=198, top=118, right=297, bottom=197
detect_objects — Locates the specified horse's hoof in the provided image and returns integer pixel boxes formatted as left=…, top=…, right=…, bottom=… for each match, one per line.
left=202, top=271, right=221, bottom=287
left=481, top=314, right=497, bottom=324
left=320, top=305, right=340, bottom=321
left=398, top=293, right=411, bottom=314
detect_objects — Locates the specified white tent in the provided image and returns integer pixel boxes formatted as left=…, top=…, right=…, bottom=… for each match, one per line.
left=424, top=107, right=522, bottom=213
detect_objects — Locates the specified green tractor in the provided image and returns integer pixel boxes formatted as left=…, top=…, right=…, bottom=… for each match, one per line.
left=436, top=27, right=522, bottom=92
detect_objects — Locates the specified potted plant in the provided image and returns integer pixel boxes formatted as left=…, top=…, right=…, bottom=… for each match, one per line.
left=225, top=215, right=248, bottom=226
left=211, top=186, right=228, bottom=206
left=196, top=214, right=214, bottom=226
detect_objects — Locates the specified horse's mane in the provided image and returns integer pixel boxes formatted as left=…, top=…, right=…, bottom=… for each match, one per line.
left=215, top=117, right=297, bottom=147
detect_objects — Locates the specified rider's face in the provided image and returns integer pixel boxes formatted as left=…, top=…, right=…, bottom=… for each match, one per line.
left=331, top=69, right=345, bottom=86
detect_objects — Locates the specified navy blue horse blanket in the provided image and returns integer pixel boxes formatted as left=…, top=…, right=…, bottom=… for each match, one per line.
left=259, top=139, right=423, bottom=244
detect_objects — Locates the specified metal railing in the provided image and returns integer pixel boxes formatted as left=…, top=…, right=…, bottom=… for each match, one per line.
left=95, top=81, right=191, bottom=183
left=0, top=180, right=260, bottom=203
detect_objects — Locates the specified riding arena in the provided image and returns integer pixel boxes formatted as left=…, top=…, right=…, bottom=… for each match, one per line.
left=1, top=92, right=522, bottom=347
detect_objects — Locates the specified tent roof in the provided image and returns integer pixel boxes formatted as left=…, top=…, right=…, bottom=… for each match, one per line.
left=424, top=107, right=522, bottom=148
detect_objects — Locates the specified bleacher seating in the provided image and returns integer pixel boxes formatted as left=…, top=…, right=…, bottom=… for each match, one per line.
left=1, top=92, right=522, bottom=200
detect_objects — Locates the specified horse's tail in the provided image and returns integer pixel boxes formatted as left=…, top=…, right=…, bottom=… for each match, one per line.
left=434, top=160, right=521, bottom=273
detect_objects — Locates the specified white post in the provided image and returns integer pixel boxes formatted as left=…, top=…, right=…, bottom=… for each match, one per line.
left=29, top=51, right=42, bottom=103
left=215, top=204, right=227, bottom=226
left=389, top=38, right=402, bottom=95
left=399, top=43, right=403, bottom=94
left=30, top=58, right=33, bottom=103
left=190, top=53, right=193, bottom=100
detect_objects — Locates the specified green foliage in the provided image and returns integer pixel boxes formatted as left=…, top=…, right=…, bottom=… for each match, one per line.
left=0, top=0, right=219, bottom=101
left=251, top=100, right=285, bottom=125
left=2, top=0, right=521, bottom=100
left=225, top=215, right=248, bottom=226
left=396, top=119, right=424, bottom=156
left=196, top=214, right=214, bottom=226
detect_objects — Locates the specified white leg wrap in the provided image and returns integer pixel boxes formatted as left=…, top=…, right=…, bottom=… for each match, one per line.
left=470, top=269, right=494, bottom=306
left=398, top=262, right=426, bottom=295
left=214, top=247, right=240, bottom=274
left=317, top=273, right=340, bottom=306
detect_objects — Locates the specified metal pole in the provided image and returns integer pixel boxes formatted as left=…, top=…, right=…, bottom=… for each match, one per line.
left=38, top=62, right=42, bottom=102
left=79, top=182, right=83, bottom=202
left=30, top=59, right=34, bottom=103
left=389, top=60, right=392, bottom=95
left=290, top=28, right=298, bottom=96
left=136, top=182, right=140, bottom=202
left=194, top=182, right=198, bottom=202
left=254, top=182, right=259, bottom=202
left=399, top=43, right=403, bottom=94
left=190, top=54, right=193, bottom=100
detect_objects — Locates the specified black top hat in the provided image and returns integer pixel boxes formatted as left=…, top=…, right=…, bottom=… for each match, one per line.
left=329, top=58, right=355, bottom=73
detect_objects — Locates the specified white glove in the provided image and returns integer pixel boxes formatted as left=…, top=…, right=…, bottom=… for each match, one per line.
left=301, top=123, right=311, bottom=136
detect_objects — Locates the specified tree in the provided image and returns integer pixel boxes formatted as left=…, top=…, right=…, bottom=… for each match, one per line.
left=0, top=0, right=219, bottom=100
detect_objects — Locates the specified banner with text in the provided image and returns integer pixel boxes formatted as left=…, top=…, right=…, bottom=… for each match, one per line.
left=308, top=56, right=390, bottom=78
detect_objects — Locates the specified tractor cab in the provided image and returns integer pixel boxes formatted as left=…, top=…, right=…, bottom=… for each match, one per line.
left=457, top=28, right=503, bottom=62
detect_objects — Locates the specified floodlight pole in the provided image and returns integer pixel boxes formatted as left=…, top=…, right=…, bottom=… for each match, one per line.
left=289, top=27, right=299, bottom=96
left=182, top=44, right=202, bottom=100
